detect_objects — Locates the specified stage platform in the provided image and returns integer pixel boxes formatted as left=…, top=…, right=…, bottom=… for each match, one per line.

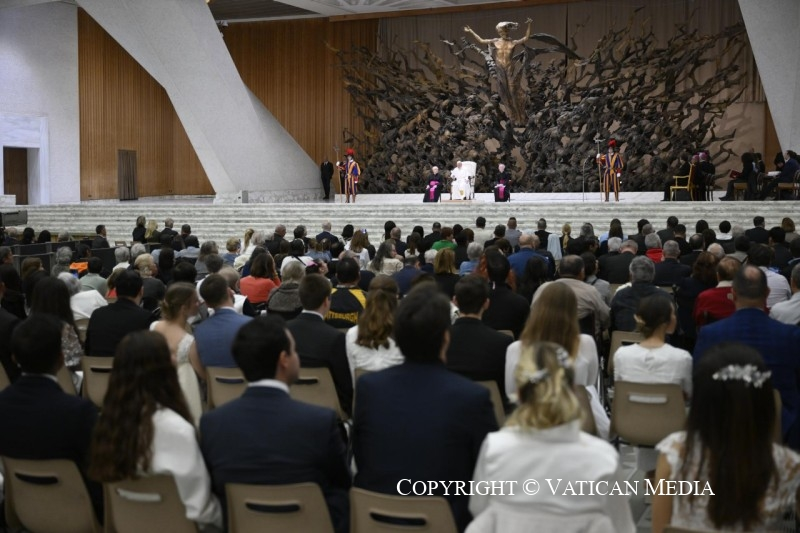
left=10, top=191, right=800, bottom=247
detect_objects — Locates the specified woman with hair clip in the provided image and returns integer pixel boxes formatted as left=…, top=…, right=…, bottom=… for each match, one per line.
left=652, top=342, right=800, bottom=532
left=149, top=282, right=204, bottom=424
left=468, top=342, right=635, bottom=532
left=89, top=331, right=222, bottom=531
left=505, top=283, right=605, bottom=434
left=345, top=276, right=404, bottom=381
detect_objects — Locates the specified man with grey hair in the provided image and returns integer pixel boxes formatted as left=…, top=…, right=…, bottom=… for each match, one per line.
left=129, top=242, right=147, bottom=268
left=611, top=256, right=666, bottom=332
left=459, top=242, right=484, bottom=276
left=59, top=272, right=107, bottom=321
left=51, top=247, right=74, bottom=277
left=533, top=255, right=609, bottom=333
left=113, top=246, right=130, bottom=271
left=390, top=226, right=405, bottom=256
left=316, top=221, right=339, bottom=246
left=505, top=217, right=521, bottom=249
left=706, top=243, right=725, bottom=262
left=644, top=233, right=662, bottom=262
left=267, top=224, right=287, bottom=256
left=770, top=263, right=800, bottom=325
left=161, top=218, right=177, bottom=239
left=653, top=240, right=690, bottom=286
left=599, top=239, right=638, bottom=284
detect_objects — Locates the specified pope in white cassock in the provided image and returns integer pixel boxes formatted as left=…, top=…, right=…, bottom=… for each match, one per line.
left=450, top=161, right=470, bottom=200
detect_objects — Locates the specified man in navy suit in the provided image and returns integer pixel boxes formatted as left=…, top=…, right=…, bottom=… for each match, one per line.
left=195, top=274, right=252, bottom=369
left=353, top=285, right=497, bottom=532
left=200, top=316, right=350, bottom=532
left=694, top=264, right=800, bottom=449
left=84, top=270, right=153, bottom=357
left=288, top=274, right=352, bottom=415
left=0, top=315, right=100, bottom=516
left=392, top=256, right=423, bottom=297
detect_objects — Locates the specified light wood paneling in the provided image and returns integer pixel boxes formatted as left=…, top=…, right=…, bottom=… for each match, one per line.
left=78, top=10, right=212, bottom=200
left=223, top=18, right=378, bottom=168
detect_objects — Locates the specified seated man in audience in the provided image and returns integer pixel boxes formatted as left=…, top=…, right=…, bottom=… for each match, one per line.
left=85, top=270, right=152, bottom=357
left=694, top=264, right=800, bottom=448
left=353, top=285, right=497, bottom=531
left=770, top=263, right=800, bottom=325
left=507, top=233, right=551, bottom=280
left=200, top=316, right=350, bottom=532
left=113, top=246, right=130, bottom=271
left=80, top=257, right=107, bottom=294
left=195, top=274, right=252, bottom=369
left=610, top=256, right=664, bottom=332
left=693, top=256, right=739, bottom=328
left=0, top=278, right=21, bottom=382
left=325, top=257, right=366, bottom=329
left=60, top=272, right=107, bottom=321
left=482, top=251, right=530, bottom=338
left=288, top=274, right=352, bottom=416
left=392, top=255, right=423, bottom=297
left=727, top=234, right=750, bottom=263
left=599, top=239, right=637, bottom=283
left=653, top=240, right=691, bottom=286
left=582, top=251, right=610, bottom=305
left=748, top=243, right=791, bottom=308
left=679, top=233, right=704, bottom=267
left=0, top=315, right=101, bottom=516
left=447, top=276, right=513, bottom=409
left=534, top=255, right=610, bottom=334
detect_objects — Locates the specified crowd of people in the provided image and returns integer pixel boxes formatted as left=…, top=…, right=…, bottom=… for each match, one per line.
left=0, top=210, right=799, bottom=532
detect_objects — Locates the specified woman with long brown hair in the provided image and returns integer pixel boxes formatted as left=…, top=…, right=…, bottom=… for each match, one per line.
left=345, top=276, right=403, bottom=380
left=240, top=252, right=280, bottom=305
left=89, top=331, right=221, bottom=531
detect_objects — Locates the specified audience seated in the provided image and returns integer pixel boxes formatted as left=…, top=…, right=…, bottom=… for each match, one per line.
left=85, top=270, right=153, bottom=357
left=0, top=278, right=21, bottom=382
left=652, top=240, right=691, bottom=286
left=89, top=331, right=222, bottom=530
left=692, top=256, right=739, bottom=328
left=694, top=265, right=800, bottom=448
left=652, top=343, right=800, bottom=532
left=200, top=315, right=350, bottom=531
left=599, top=239, right=638, bottom=283
left=195, top=274, right=252, bottom=369
left=674, top=251, right=718, bottom=349
left=79, top=257, right=107, bottom=294
left=481, top=250, right=530, bottom=338
left=326, top=257, right=366, bottom=329
left=433, top=248, right=461, bottom=298
left=470, top=342, right=635, bottom=532
left=447, top=276, right=513, bottom=409
left=745, top=215, right=769, bottom=244
left=537, top=255, right=609, bottom=334
left=770, top=263, right=800, bottom=325
left=266, top=259, right=304, bottom=319
left=0, top=315, right=101, bottom=517
left=392, top=255, right=423, bottom=296
left=611, top=256, right=663, bottom=333
left=239, top=252, right=279, bottom=305
left=354, top=285, right=496, bottom=532
left=30, top=276, right=85, bottom=375
left=288, top=274, right=352, bottom=416
left=345, top=276, right=403, bottom=380
left=748, top=243, right=791, bottom=308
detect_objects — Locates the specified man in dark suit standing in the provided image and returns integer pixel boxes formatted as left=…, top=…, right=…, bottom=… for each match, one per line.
left=354, top=285, right=497, bottom=532
left=315, top=221, right=340, bottom=246
left=447, top=276, right=513, bottom=409
left=91, top=224, right=109, bottom=249
left=0, top=315, right=101, bottom=515
left=288, top=274, right=352, bottom=416
left=745, top=216, right=769, bottom=244
left=201, top=316, right=350, bottom=532
left=419, top=222, right=442, bottom=259
left=694, top=265, right=800, bottom=448
left=84, top=270, right=153, bottom=357
left=320, top=157, right=334, bottom=200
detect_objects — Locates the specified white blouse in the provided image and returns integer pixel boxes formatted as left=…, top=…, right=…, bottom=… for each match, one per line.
left=345, top=326, right=404, bottom=381
left=613, top=343, right=692, bottom=397
left=150, top=408, right=222, bottom=531
left=467, top=421, right=635, bottom=533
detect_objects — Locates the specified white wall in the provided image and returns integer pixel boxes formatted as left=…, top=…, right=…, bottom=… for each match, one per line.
left=0, top=2, right=79, bottom=204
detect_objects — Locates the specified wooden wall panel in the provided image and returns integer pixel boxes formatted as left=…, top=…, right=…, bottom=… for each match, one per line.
left=223, top=19, right=378, bottom=167
left=78, top=10, right=211, bottom=200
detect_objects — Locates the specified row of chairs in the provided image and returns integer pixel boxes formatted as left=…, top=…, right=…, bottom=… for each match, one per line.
left=2, top=456, right=459, bottom=533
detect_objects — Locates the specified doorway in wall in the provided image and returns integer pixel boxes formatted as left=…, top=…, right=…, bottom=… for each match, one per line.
left=3, top=147, right=29, bottom=205
left=118, top=149, right=138, bottom=201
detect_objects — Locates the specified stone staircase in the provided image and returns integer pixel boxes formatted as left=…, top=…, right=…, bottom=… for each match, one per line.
left=10, top=193, right=800, bottom=247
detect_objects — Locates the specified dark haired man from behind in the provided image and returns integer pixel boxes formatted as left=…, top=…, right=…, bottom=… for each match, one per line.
left=84, top=270, right=153, bottom=357
left=0, top=314, right=101, bottom=516
left=201, top=316, right=351, bottom=532
left=353, top=285, right=497, bottom=532
left=194, top=274, right=252, bottom=370
left=91, top=224, right=109, bottom=249
left=694, top=264, right=800, bottom=449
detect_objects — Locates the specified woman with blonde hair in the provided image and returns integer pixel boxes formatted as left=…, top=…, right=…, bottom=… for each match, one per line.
left=468, top=342, right=634, bottom=533
left=345, top=276, right=404, bottom=380
left=504, top=282, right=606, bottom=435
left=433, top=248, right=460, bottom=298
left=560, top=223, right=574, bottom=256
left=144, top=219, right=161, bottom=243
left=149, top=282, right=204, bottom=423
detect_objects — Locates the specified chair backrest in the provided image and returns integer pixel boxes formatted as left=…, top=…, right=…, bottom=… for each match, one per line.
left=350, top=487, right=457, bottom=533
left=104, top=475, right=197, bottom=533
left=81, top=356, right=114, bottom=408
left=226, top=482, right=334, bottom=533
left=290, top=366, right=346, bottom=420
left=75, top=317, right=90, bottom=344
left=57, top=365, right=77, bottom=395
left=206, top=366, right=247, bottom=409
left=0, top=364, right=11, bottom=391
left=2, top=456, right=100, bottom=533
left=608, top=330, right=645, bottom=375
left=476, top=380, right=505, bottom=426
left=90, top=247, right=118, bottom=274
left=573, top=385, right=598, bottom=436
left=611, top=381, right=686, bottom=446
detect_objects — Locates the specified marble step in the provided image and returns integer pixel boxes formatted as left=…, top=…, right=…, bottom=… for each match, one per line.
left=10, top=193, right=800, bottom=249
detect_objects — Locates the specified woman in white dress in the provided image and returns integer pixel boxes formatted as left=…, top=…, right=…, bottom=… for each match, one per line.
left=150, top=282, right=204, bottom=424
left=614, top=294, right=692, bottom=477
left=505, top=283, right=607, bottom=436
left=89, top=331, right=222, bottom=531
left=653, top=343, right=800, bottom=532
left=345, top=276, right=404, bottom=381
left=468, top=342, right=635, bottom=533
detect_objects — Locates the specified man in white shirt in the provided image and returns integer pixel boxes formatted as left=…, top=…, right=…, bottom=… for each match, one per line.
left=748, top=243, right=791, bottom=309
left=770, top=264, right=800, bottom=325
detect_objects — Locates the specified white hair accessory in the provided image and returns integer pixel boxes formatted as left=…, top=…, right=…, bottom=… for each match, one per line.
left=712, top=364, right=771, bottom=388
left=524, top=346, right=571, bottom=385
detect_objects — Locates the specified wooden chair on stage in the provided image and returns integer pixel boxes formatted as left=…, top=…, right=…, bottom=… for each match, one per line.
left=670, top=163, right=695, bottom=201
